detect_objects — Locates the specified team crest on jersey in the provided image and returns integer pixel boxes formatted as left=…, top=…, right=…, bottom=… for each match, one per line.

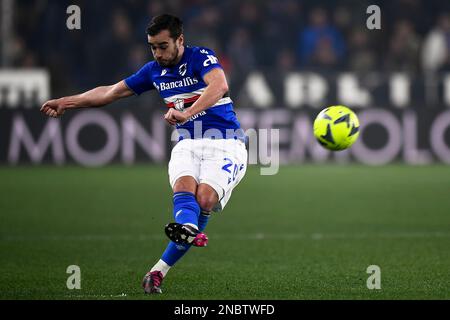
left=179, top=63, right=187, bottom=76
left=174, top=98, right=185, bottom=111
left=161, top=69, right=167, bottom=76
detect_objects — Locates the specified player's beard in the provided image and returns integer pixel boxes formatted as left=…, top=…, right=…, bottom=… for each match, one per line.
left=158, top=46, right=179, bottom=67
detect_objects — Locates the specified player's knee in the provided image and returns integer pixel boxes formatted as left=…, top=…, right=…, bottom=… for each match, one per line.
left=173, top=176, right=197, bottom=194
left=196, top=192, right=217, bottom=212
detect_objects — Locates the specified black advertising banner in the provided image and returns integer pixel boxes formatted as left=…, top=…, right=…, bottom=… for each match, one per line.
left=2, top=70, right=450, bottom=166
left=1, top=107, right=449, bottom=165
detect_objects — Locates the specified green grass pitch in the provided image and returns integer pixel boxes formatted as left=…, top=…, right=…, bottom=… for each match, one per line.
left=1, top=164, right=449, bottom=299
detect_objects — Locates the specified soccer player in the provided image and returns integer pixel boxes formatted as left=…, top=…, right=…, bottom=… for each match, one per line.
left=40, top=14, right=247, bottom=294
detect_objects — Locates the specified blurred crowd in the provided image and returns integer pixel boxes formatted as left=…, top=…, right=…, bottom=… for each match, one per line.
left=6, top=0, right=450, bottom=95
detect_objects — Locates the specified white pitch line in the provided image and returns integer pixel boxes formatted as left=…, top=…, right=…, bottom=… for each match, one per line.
left=1, top=231, right=450, bottom=242
left=65, top=293, right=128, bottom=298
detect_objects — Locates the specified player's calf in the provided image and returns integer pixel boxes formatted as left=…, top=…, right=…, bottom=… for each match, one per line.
left=196, top=184, right=219, bottom=213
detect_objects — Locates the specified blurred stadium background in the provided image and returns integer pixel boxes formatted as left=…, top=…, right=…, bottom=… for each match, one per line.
left=1, top=0, right=450, bottom=299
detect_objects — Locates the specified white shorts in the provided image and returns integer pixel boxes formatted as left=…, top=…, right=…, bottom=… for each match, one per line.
left=168, top=138, right=248, bottom=212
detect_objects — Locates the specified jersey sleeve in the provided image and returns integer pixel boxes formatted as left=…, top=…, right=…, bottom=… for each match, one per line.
left=192, top=47, right=224, bottom=79
left=124, top=62, right=155, bottom=95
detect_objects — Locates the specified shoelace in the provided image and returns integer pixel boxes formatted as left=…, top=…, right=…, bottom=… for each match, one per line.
left=150, top=271, right=163, bottom=287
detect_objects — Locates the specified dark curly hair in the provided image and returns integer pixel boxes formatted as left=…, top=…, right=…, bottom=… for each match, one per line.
left=146, top=14, right=183, bottom=40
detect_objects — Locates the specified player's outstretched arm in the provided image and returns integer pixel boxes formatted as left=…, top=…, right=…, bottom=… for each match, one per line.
left=40, top=80, right=134, bottom=118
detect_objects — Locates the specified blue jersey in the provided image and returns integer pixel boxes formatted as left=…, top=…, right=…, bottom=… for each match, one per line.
left=125, top=46, right=243, bottom=141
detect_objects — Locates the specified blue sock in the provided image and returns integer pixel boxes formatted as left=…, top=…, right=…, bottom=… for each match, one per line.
left=161, top=212, right=210, bottom=266
left=173, top=192, right=200, bottom=227
left=198, top=212, right=210, bottom=232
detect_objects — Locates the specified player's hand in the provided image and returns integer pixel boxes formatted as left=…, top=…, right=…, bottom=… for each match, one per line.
left=40, top=99, right=66, bottom=118
left=164, top=108, right=189, bottom=125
